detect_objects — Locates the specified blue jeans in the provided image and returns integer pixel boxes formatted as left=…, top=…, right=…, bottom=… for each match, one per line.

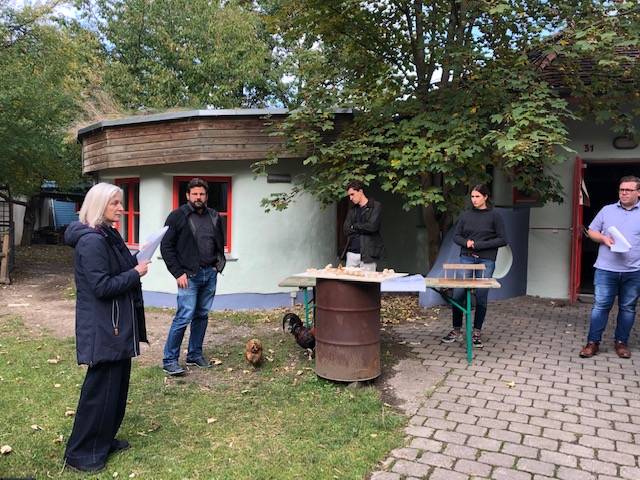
left=587, top=268, right=640, bottom=344
left=163, top=267, right=217, bottom=366
left=452, top=255, right=496, bottom=330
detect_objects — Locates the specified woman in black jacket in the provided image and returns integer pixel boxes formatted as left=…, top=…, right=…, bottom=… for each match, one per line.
left=441, top=184, right=507, bottom=348
left=63, top=183, right=150, bottom=472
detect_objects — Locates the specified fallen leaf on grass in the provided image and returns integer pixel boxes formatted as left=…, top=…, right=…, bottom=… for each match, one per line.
left=296, top=370, right=303, bottom=376
left=268, top=349, right=275, bottom=354
left=47, top=357, right=61, bottom=364
left=53, top=435, right=64, bottom=443
left=370, top=433, right=378, bottom=438
left=31, top=424, right=43, bottom=431
left=54, top=383, right=61, bottom=388
left=64, top=410, right=75, bottom=417
left=206, top=418, right=217, bottom=424
left=241, top=389, right=250, bottom=394
left=1, top=445, right=12, bottom=454
left=212, top=358, right=223, bottom=365
left=226, top=367, right=233, bottom=372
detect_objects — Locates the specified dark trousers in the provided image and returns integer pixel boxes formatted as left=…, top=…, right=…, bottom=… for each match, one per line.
left=64, top=358, right=131, bottom=468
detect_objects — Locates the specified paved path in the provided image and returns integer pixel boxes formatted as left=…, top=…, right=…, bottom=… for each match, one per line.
left=372, top=296, right=640, bottom=480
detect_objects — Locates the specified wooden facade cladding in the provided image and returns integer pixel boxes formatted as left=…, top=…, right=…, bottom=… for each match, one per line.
left=80, top=115, right=302, bottom=174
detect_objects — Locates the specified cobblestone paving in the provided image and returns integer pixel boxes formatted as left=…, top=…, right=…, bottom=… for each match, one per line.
left=371, top=296, right=640, bottom=480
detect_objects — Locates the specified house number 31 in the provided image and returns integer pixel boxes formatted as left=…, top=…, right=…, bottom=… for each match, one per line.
left=584, top=144, right=594, bottom=152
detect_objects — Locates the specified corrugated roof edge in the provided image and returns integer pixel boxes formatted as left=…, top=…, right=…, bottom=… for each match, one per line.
left=77, top=107, right=354, bottom=140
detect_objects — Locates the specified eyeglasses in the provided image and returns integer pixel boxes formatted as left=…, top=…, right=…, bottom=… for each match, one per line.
left=619, top=188, right=638, bottom=193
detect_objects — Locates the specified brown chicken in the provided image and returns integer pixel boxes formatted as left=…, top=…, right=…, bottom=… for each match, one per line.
left=245, top=338, right=264, bottom=366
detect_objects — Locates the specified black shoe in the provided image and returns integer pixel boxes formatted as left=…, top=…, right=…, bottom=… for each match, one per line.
left=109, top=439, right=130, bottom=454
left=186, top=356, right=212, bottom=368
left=163, top=363, right=186, bottom=376
left=65, top=458, right=106, bottom=473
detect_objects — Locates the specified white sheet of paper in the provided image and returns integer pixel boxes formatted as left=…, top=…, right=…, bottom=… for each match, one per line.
left=607, top=226, right=631, bottom=253
left=137, top=226, right=168, bottom=263
left=381, top=274, right=426, bottom=292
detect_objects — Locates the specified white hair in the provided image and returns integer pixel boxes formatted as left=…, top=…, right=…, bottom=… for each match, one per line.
left=79, top=183, right=123, bottom=227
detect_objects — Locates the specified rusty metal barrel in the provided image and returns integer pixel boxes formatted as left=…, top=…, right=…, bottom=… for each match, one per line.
left=314, top=278, right=381, bottom=382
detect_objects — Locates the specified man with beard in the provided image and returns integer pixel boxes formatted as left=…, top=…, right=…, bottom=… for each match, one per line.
left=160, top=178, right=226, bottom=375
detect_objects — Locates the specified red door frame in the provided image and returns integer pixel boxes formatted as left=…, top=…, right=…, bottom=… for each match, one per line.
left=569, top=157, right=584, bottom=303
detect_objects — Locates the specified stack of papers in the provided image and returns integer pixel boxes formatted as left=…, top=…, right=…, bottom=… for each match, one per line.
left=137, top=226, right=168, bottom=263
left=607, top=226, right=631, bottom=253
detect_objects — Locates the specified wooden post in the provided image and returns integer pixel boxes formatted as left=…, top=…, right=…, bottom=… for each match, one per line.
left=0, top=232, right=10, bottom=284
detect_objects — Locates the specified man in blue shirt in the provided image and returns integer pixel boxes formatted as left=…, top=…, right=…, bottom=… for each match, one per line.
left=580, top=176, right=640, bottom=359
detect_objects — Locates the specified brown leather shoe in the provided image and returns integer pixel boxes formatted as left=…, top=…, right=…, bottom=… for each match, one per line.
left=614, top=341, right=631, bottom=359
left=579, top=342, right=599, bottom=358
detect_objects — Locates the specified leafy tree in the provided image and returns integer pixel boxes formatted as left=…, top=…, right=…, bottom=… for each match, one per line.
left=256, top=0, right=640, bottom=265
left=1, top=1, right=105, bottom=244
left=0, top=2, right=100, bottom=197
left=79, top=0, right=290, bottom=109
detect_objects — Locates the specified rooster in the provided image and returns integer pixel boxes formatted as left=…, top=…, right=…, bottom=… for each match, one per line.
left=245, top=338, right=264, bottom=367
left=282, top=312, right=316, bottom=350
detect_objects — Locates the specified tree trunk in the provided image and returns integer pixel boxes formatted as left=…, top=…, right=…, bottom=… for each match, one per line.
left=21, top=197, right=36, bottom=247
left=421, top=204, right=441, bottom=269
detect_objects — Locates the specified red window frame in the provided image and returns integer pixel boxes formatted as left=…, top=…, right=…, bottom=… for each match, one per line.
left=115, top=178, right=140, bottom=246
left=172, top=176, right=232, bottom=253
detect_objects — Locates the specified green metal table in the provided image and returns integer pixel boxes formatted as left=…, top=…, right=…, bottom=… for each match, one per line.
left=425, top=276, right=501, bottom=364
left=278, top=275, right=316, bottom=327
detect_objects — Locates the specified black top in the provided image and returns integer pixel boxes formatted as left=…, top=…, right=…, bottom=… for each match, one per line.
left=341, top=198, right=384, bottom=263
left=453, top=207, right=508, bottom=261
left=161, top=203, right=226, bottom=278
left=347, top=204, right=367, bottom=253
left=189, top=208, right=218, bottom=267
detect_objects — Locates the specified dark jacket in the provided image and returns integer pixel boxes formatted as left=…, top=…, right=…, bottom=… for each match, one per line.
left=161, top=203, right=226, bottom=278
left=341, top=198, right=384, bottom=263
left=453, top=207, right=508, bottom=261
left=65, top=221, right=147, bottom=366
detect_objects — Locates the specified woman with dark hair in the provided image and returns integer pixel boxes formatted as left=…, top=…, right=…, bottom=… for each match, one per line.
left=441, top=184, right=508, bottom=348
left=63, top=183, right=150, bottom=472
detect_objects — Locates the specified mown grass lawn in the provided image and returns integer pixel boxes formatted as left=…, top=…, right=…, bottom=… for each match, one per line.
left=0, top=314, right=405, bottom=479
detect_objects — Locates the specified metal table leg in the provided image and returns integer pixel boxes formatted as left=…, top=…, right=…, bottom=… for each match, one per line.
left=465, top=288, right=472, bottom=365
left=429, top=287, right=474, bottom=365
left=303, top=288, right=310, bottom=327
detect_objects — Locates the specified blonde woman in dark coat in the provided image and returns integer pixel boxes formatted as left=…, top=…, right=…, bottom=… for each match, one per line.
left=63, top=183, right=150, bottom=472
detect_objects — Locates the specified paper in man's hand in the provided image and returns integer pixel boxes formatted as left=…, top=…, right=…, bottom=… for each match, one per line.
left=607, top=226, right=631, bottom=253
left=137, top=226, right=168, bottom=263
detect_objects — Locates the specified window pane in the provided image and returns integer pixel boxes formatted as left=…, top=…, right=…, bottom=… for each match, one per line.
left=208, top=183, right=227, bottom=212
left=220, top=215, right=227, bottom=240
left=133, top=182, right=139, bottom=211
left=121, top=184, right=129, bottom=210
left=120, top=214, right=129, bottom=242
left=134, top=214, right=139, bottom=244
